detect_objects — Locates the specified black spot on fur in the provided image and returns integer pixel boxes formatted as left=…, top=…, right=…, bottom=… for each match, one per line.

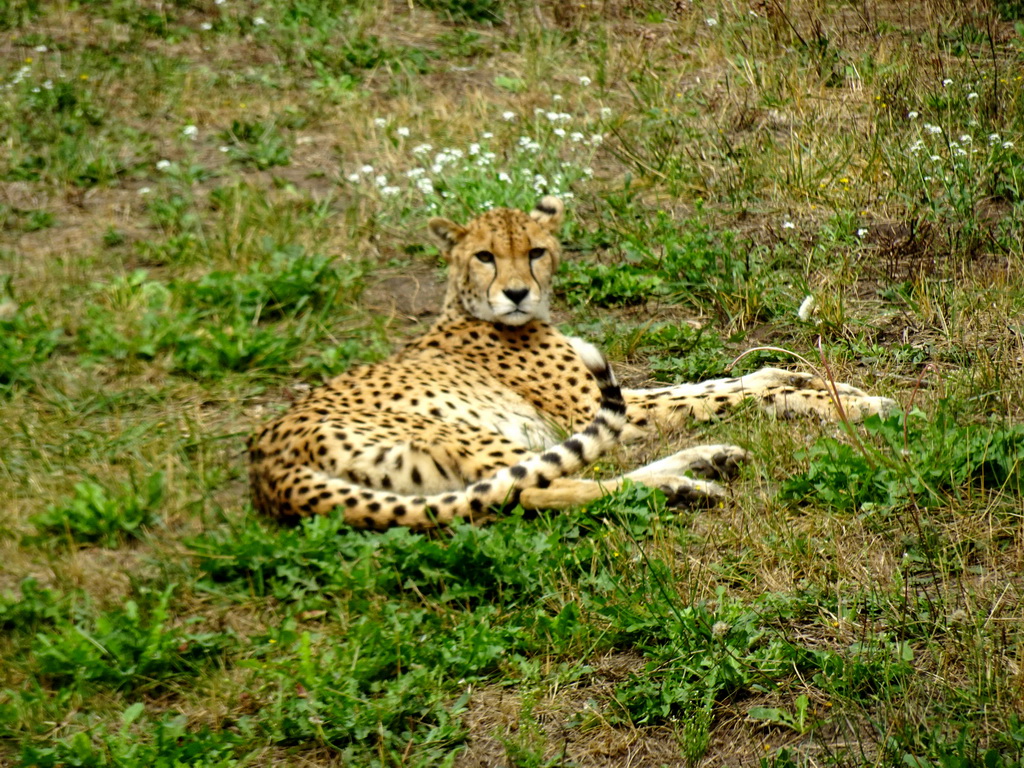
left=563, top=439, right=584, bottom=459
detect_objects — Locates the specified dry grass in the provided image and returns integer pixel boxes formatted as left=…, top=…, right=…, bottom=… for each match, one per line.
left=2, top=0, right=1024, bottom=765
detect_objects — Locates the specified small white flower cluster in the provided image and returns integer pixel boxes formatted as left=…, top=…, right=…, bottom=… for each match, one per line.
left=538, top=109, right=572, bottom=123
left=988, top=133, right=1014, bottom=149
left=29, top=78, right=54, bottom=94
left=905, top=115, right=1019, bottom=194
left=343, top=103, right=604, bottom=209
left=347, top=166, right=402, bottom=196
left=4, top=66, right=33, bottom=90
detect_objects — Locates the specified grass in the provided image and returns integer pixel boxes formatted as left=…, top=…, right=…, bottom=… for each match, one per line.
left=2, top=0, right=1024, bottom=765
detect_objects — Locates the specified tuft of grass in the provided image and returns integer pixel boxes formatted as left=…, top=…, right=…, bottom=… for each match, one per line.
left=27, top=471, right=164, bottom=548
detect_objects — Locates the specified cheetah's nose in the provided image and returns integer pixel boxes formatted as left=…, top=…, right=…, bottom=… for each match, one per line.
left=503, top=287, right=529, bottom=305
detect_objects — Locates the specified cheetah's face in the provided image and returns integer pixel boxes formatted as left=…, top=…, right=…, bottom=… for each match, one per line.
left=429, top=196, right=564, bottom=326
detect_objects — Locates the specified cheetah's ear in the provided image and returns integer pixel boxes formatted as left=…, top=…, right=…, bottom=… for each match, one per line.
left=529, top=196, right=565, bottom=233
left=428, top=217, right=467, bottom=253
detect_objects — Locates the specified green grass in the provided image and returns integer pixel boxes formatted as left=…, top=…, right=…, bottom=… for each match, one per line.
left=3, top=1, right=1024, bottom=765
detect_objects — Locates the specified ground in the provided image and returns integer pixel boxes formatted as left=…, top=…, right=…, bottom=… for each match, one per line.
left=1, top=1, right=1024, bottom=766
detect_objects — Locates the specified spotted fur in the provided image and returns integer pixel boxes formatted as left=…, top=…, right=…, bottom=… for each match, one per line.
left=249, top=197, right=897, bottom=529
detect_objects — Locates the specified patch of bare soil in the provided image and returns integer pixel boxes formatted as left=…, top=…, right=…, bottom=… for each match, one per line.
left=363, top=261, right=446, bottom=322
left=454, top=651, right=698, bottom=768
left=453, top=650, right=875, bottom=767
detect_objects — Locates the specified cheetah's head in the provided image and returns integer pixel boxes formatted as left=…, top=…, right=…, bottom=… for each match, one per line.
left=429, top=196, right=564, bottom=326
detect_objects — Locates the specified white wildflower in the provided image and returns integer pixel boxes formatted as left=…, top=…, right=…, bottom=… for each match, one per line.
left=856, top=228, right=868, bottom=238
left=374, top=118, right=387, bottom=127
left=253, top=16, right=267, bottom=26
left=959, top=134, right=971, bottom=144
left=1003, top=141, right=1015, bottom=149
left=34, top=45, right=48, bottom=52
left=705, top=17, right=718, bottom=26
left=201, top=22, right=212, bottom=30
left=219, top=145, right=230, bottom=153
left=967, top=92, right=979, bottom=101
left=374, top=174, right=388, bottom=187
left=942, top=78, right=953, bottom=86
left=412, top=143, right=432, bottom=155
left=468, top=142, right=480, bottom=155
left=552, top=94, right=563, bottom=101
left=156, top=159, right=171, bottom=170
left=907, top=111, right=919, bottom=120
left=138, top=187, right=152, bottom=195
left=498, top=172, right=512, bottom=183
left=380, top=185, right=400, bottom=197
left=570, top=131, right=584, bottom=142
left=988, top=133, right=1000, bottom=144
left=346, top=173, right=360, bottom=182
left=481, top=131, right=493, bottom=139
left=554, top=128, right=566, bottom=137
left=502, top=111, right=516, bottom=121
left=406, top=167, right=426, bottom=178
left=930, top=155, right=941, bottom=162
left=396, top=126, right=410, bottom=137
left=579, top=76, right=592, bottom=86
left=182, top=125, right=198, bottom=139
left=782, top=220, right=796, bottom=230
left=588, top=134, right=603, bottom=145
left=711, top=620, right=730, bottom=638
left=924, top=123, right=942, bottom=135
left=415, top=177, right=434, bottom=194
left=797, top=295, right=816, bottom=322
left=599, top=106, right=612, bottom=118
left=360, top=164, right=374, bottom=174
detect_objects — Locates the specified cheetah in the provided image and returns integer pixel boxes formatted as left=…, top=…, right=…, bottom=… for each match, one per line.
left=248, top=196, right=896, bottom=530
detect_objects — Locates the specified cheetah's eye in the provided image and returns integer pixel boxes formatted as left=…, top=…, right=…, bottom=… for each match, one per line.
left=528, top=248, right=547, bottom=261
left=475, top=251, right=495, bottom=264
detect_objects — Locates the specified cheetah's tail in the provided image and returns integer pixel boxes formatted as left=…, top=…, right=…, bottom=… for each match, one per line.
left=251, top=347, right=627, bottom=530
